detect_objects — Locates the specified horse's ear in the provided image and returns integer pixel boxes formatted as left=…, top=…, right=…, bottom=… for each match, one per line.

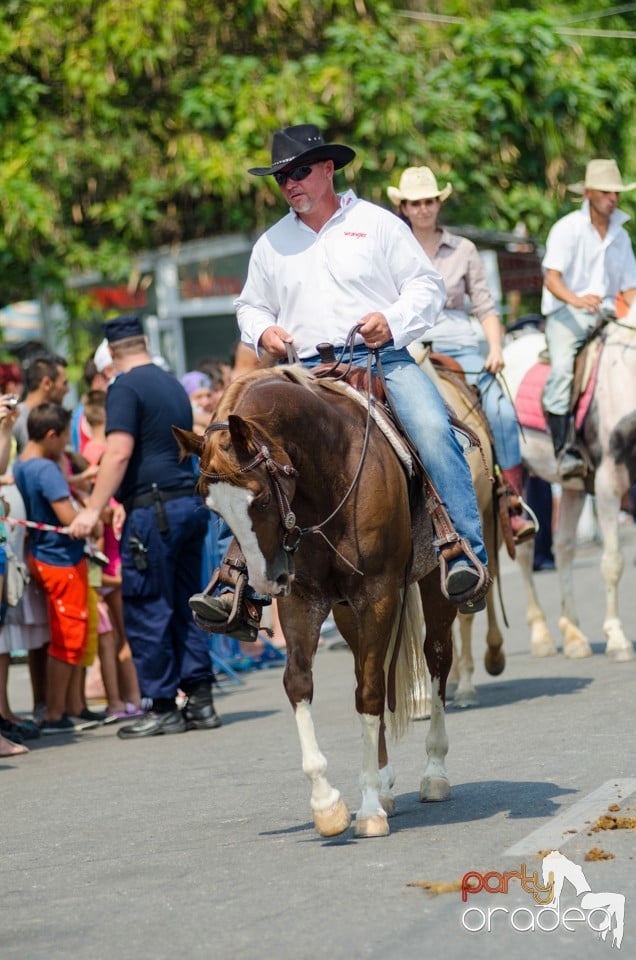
left=228, top=414, right=254, bottom=454
left=172, top=425, right=204, bottom=460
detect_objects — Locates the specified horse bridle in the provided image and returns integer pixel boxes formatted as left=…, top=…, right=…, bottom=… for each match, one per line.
left=197, top=332, right=376, bottom=573
left=199, top=421, right=302, bottom=553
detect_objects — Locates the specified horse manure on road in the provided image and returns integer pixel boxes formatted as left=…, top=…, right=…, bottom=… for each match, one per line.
left=585, top=848, right=615, bottom=861
left=591, top=813, right=636, bottom=832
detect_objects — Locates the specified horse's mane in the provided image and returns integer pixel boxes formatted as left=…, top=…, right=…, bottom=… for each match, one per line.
left=217, top=364, right=315, bottom=416
left=208, top=364, right=318, bottom=485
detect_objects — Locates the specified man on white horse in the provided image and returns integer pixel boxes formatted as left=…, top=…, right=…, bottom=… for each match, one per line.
left=542, top=158, right=636, bottom=480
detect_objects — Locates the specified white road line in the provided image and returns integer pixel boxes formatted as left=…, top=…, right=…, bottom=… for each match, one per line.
left=503, top=779, right=636, bottom=857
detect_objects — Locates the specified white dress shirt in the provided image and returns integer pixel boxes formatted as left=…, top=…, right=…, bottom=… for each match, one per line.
left=235, top=190, right=445, bottom=358
left=541, top=200, right=636, bottom=315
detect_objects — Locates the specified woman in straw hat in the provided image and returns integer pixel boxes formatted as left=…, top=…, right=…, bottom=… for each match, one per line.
left=387, top=166, right=536, bottom=545
left=541, top=159, right=636, bottom=480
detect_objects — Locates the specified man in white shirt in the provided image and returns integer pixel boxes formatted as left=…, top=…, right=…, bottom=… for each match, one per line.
left=190, top=124, right=489, bottom=635
left=542, top=159, right=636, bottom=479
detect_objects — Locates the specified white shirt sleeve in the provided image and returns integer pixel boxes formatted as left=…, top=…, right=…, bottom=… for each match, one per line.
left=378, top=217, right=446, bottom=349
left=235, top=238, right=280, bottom=355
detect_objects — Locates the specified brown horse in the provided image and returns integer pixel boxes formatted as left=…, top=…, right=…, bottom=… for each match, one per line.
left=175, top=364, right=457, bottom=839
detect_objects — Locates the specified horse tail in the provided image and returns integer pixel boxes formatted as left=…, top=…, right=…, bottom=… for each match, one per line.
left=385, top=583, right=426, bottom=740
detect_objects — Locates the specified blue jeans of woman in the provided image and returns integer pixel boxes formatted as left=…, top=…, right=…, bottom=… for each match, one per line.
left=440, top=346, right=521, bottom=469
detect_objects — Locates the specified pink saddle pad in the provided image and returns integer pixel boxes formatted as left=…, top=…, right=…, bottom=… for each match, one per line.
left=515, top=359, right=599, bottom=433
left=516, top=363, right=549, bottom=431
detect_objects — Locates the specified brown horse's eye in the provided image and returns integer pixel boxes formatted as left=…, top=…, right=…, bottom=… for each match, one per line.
left=254, top=490, right=272, bottom=511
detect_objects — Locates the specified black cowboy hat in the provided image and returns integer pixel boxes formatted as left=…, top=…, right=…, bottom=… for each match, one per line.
left=248, top=124, right=355, bottom=176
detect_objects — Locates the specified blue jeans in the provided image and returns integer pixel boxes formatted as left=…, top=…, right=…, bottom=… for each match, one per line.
left=440, top=346, right=521, bottom=469
left=305, top=345, right=487, bottom=567
left=544, top=304, right=598, bottom=414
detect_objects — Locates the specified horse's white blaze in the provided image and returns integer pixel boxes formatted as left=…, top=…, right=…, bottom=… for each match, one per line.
left=294, top=700, right=341, bottom=813
left=356, top=714, right=386, bottom=822
left=205, top=483, right=271, bottom=593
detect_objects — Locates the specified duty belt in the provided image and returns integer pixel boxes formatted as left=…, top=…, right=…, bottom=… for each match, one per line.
left=124, top=485, right=197, bottom=512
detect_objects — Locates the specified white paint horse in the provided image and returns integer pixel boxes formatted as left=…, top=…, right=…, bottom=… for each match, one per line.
left=503, top=301, right=636, bottom=661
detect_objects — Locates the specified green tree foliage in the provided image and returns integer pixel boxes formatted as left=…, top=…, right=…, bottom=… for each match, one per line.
left=0, top=0, right=634, bottom=342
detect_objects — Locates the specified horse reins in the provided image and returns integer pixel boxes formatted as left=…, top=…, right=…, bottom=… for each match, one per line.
left=287, top=326, right=375, bottom=573
left=198, top=334, right=375, bottom=574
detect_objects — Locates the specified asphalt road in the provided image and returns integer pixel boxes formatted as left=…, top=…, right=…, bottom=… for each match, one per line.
left=2, top=522, right=636, bottom=960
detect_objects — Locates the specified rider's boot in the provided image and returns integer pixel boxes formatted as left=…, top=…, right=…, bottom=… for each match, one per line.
left=546, top=413, right=586, bottom=480
left=445, top=561, right=487, bottom=613
left=188, top=539, right=266, bottom=643
left=500, top=465, right=538, bottom=545
left=434, top=526, right=490, bottom=615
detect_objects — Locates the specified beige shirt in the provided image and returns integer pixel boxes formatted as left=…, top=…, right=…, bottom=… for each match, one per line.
left=425, top=229, right=498, bottom=350
left=430, top=229, right=497, bottom=319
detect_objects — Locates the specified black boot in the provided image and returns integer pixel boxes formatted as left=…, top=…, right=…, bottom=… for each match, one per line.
left=117, top=698, right=186, bottom=739
left=546, top=413, right=586, bottom=480
left=182, top=683, right=222, bottom=731
left=188, top=591, right=264, bottom=644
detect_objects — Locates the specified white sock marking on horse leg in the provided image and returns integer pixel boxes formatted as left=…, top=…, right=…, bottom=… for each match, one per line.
left=357, top=714, right=386, bottom=820
left=294, top=700, right=341, bottom=813
left=379, top=762, right=395, bottom=797
left=424, top=677, right=449, bottom=783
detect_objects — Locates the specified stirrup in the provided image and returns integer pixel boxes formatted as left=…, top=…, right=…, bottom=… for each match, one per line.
left=557, top=450, right=587, bottom=481
left=497, top=488, right=538, bottom=558
left=189, top=570, right=266, bottom=643
left=435, top=534, right=491, bottom=614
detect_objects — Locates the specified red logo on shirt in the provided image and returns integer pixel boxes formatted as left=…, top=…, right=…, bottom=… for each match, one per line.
left=344, top=231, right=367, bottom=238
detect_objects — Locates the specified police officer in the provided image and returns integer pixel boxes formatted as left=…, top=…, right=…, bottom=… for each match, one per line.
left=69, top=316, right=221, bottom=737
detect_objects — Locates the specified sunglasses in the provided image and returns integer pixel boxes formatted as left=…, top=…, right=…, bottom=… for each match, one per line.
left=406, top=198, right=440, bottom=208
left=273, top=164, right=314, bottom=186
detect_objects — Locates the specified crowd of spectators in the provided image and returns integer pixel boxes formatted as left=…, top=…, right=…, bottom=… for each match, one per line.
left=0, top=335, right=277, bottom=756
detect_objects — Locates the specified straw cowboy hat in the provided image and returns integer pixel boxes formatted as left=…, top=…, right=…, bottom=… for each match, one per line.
left=568, top=159, right=636, bottom=195
left=248, top=124, right=355, bottom=176
left=387, top=167, right=453, bottom=205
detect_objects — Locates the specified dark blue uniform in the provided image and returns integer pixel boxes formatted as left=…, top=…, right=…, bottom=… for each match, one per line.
left=106, top=362, right=213, bottom=702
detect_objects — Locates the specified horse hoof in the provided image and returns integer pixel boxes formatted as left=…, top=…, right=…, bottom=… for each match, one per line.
left=451, top=691, right=479, bottom=709
left=313, top=798, right=351, bottom=837
left=354, top=814, right=389, bottom=838
left=484, top=650, right=505, bottom=676
left=563, top=639, right=593, bottom=659
left=419, top=776, right=451, bottom=802
left=559, top=618, right=593, bottom=658
left=607, top=646, right=636, bottom=663
left=380, top=794, right=396, bottom=817
left=531, top=638, right=558, bottom=658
